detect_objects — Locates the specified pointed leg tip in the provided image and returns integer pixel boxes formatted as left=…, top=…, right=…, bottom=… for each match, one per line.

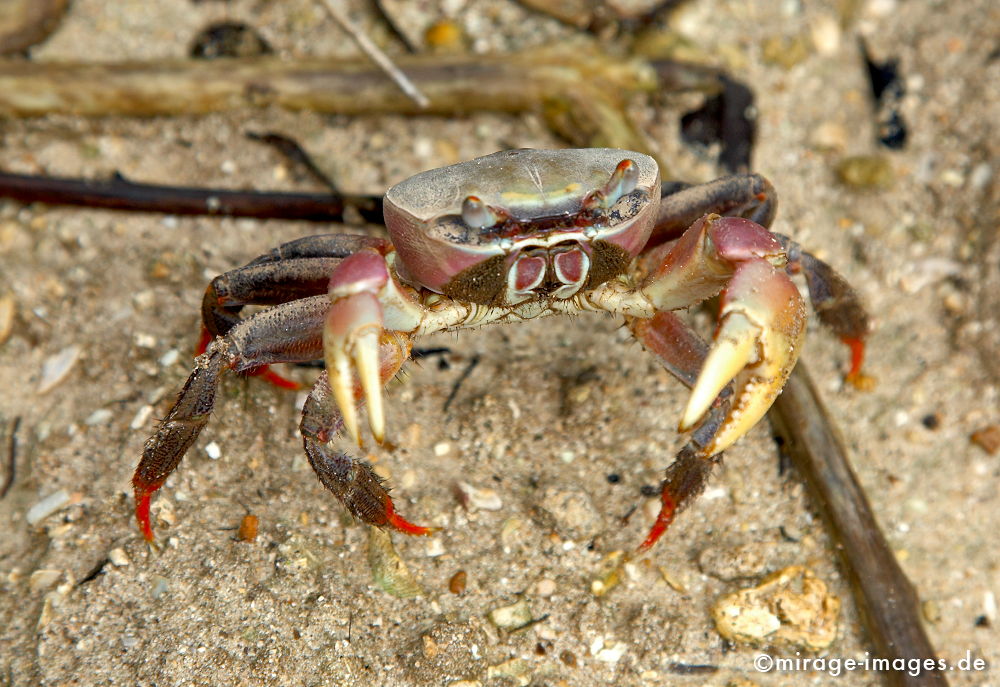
left=386, top=511, right=437, bottom=537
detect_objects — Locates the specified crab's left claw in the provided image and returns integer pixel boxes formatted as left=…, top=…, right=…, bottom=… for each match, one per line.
left=681, top=258, right=806, bottom=454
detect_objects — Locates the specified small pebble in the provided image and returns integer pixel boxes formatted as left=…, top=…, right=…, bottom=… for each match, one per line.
left=810, top=14, right=841, bottom=54
left=810, top=121, right=849, bottom=151
left=133, top=290, right=156, bottom=309
left=922, top=599, right=942, bottom=624
left=26, top=490, right=81, bottom=525
left=448, top=570, right=468, bottom=595
left=108, top=548, right=130, bottom=567
left=38, top=346, right=81, bottom=394
left=761, top=34, right=811, bottom=70
left=400, top=469, right=418, bottom=490
left=970, top=425, right=1000, bottom=455
left=594, top=641, right=627, bottom=663
left=158, top=349, right=180, bottom=367
left=85, top=409, right=114, bottom=426
left=712, top=566, right=840, bottom=650
left=134, top=333, right=157, bottom=349
left=150, top=575, right=170, bottom=599
left=130, top=405, right=154, bottom=430
left=488, top=599, right=533, bottom=630
left=456, top=482, right=503, bottom=511
left=205, top=442, right=222, bottom=460
left=424, top=19, right=464, bottom=52
left=433, top=442, right=451, bottom=457
left=535, top=578, right=557, bottom=597
left=591, top=551, right=625, bottom=597
left=425, top=538, right=445, bottom=557
left=939, top=168, right=965, bottom=187
left=486, top=658, right=531, bottom=686
left=984, top=591, right=997, bottom=623
left=0, top=294, right=14, bottom=345
left=969, top=162, right=993, bottom=190
left=29, top=569, right=62, bottom=592
left=836, top=155, right=895, bottom=189
left=237, top=514, right=259, bottom=542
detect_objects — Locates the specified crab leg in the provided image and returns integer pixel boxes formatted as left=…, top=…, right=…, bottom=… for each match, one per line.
left=777, top=234, right=871, bottom=381
left=201, top=234, right=390, bottom=337
left=300, top=369, right=433, bottom=536
left=629, top=311, right=731, bottom=550
left=652, top=173, right=777, bottom=246
left=133, top=295, right=329, bottom=541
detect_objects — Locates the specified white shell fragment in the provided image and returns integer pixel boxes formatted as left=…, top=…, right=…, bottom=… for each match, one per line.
left=85, top=409, right=114, bottom=426
left=108, top=548, right=130, bottom=567
left=26, top=490, right=81, bottom=525
left=29, top=569, right=63, bottom=592
left=37, top=345, right=81, bottom=394
left=456, top=482, right=503, bottom=511
left=130, top=405, right=154, bottom=430
left=487, top=599, right=533, bottom=630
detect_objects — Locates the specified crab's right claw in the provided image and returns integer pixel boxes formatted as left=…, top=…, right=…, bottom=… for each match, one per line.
left=681, top=258, right=806, bottom=455
left=324, top=251, right=392, bottom=447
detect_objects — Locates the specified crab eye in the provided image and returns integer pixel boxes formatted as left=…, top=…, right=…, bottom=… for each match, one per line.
left=583, top=159, right=640, bottom=212
left=461, top=195, right=501, bottom=230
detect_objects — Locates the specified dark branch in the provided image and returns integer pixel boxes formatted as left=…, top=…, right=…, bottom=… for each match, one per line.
left=0, top=170, right=384, bottom=224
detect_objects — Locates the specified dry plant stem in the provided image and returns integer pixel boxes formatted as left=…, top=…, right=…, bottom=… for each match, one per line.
left=317, top=0, right=429, bottom=108
left=0, top=49, right=661, bottom=162
left=769, top=364, right=948, bottom=687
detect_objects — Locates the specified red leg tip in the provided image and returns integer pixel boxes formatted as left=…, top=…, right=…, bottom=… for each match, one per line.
left=134, top=487, right=156, bottom=542
left=841, top=336, right=875, bottom=390
left=384, top=499, right=437, bottom=537
left=842, top=336, right=866, bottom=378
left=133, top=475, right=163, bottom=542
left=638, top=489, right=676, bottom=553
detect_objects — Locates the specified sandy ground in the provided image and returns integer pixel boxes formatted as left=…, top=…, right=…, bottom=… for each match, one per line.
left=0, top=0, right=997, bottom=685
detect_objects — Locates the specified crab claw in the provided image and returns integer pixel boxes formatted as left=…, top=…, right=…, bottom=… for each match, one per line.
left=324, top=252, right=392, bottom=447
left=681, top=258, right=806, bottom=454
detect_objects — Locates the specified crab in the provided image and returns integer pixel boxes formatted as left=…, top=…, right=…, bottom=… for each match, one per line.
left=133, top=148, right=868, bottom=551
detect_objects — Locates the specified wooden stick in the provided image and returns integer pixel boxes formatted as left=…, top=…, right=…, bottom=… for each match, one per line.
left=769, top=364, right=948, bottom=687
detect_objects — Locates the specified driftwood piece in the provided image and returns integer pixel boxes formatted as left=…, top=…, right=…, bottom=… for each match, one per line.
left=0, top=49, right=662, bottom=159
left=769, top=365, right=948, bottom=687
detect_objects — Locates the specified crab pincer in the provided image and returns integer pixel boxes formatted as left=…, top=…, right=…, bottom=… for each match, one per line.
left=324, top=250, right=392, bottom=447
left=678, top=218, right=807, bottom=455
